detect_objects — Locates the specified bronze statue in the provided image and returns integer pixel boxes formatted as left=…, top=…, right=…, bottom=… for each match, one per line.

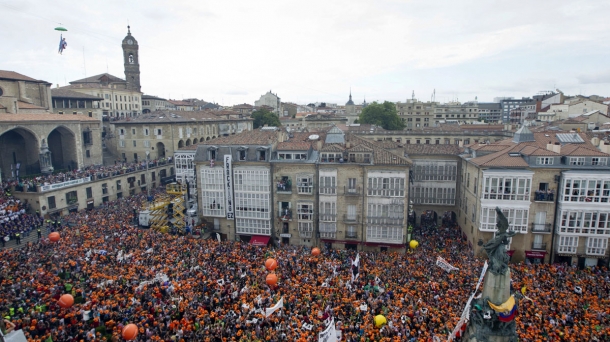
left=483, top=207, right=516, bottom=275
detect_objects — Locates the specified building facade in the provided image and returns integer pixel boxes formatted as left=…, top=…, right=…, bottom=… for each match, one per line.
left=458, top=126, right=610, bottom=266
left=142, top=95, right=170, bottom=113
left=255, top=91, right=281, bottom=114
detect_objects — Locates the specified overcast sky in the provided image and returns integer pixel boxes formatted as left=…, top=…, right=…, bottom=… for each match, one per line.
left=2, top=0, right=609, bottom=106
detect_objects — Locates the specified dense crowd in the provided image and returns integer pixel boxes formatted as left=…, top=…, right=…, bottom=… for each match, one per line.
left=4, top=157, right=172, bottom=192
left=0, top=189, right=609, bottom=341
left=0, top=184, right=43, bottom=246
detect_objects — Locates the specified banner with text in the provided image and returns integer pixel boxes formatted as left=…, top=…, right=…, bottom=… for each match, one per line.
left=319, top=317, right=338, bottom=342
left=224, top=154, right=235, bottom=220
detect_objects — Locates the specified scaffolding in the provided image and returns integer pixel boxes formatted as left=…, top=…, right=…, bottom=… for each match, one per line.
left=142, top=183, right=188, bottom=233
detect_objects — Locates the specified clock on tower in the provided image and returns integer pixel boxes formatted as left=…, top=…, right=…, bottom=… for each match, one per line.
left=122, top=25, right=141, bottom=92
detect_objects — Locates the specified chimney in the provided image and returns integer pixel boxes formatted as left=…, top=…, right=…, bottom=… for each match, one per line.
left=317, top=140, right=322, bottom=151
left=546, top=143, right=554, bottom=152
left=553, top=142, right=561, bottom=154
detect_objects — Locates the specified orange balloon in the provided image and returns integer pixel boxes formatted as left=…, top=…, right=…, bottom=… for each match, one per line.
left=265, top=258, right=278, bottom=271
left=312, top=247, right=321, bottom=256
left=122, top=323, right=138, bottom=340
left=58, top=294, right=74, bottom=308
left=266, top=273, right=278, bottom=286
left=49, top=232, right=60, bottom=242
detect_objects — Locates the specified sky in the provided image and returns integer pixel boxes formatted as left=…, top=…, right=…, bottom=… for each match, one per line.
left=2, top=0, right=610, bottom=107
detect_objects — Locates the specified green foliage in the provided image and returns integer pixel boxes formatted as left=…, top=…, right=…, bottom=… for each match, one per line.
left=358, top=101, right=405, bottom=130
left=251, top=109, right=281, bottom=129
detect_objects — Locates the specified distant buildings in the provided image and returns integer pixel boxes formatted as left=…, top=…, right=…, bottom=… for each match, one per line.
left=255, top=91, right=281, bottom=115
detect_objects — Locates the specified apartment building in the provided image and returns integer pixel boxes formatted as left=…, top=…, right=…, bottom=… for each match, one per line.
left=459, top=126, right=610, bottom=266
left=186, top=126, right=412, bottom=251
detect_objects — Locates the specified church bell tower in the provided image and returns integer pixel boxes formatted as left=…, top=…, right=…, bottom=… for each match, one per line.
left=122, top=26, right=141, bottom=92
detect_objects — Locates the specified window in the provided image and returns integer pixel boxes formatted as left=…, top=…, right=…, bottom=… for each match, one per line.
left=558, top=236, right=578, bottom=254
left=133, top=140, right=137, bottom=147
left=347, top=225, right=357, bottom=238
left=560, top=210, right=610, bottom=234
left=592, top=158, right=607, bottom=166
left=297, top=203, right=313, bottom=221
left=297, top=175, right=313, bottom=194
left=347, top=205, right=357, bottom=220
left=48, top=196, right=56, bottom=209
left=86, top=187, right=93, bottom=199
left=132, top=128, right=136, bottom=135
left=347, top=178, right=357, bottom=193
left=276, top=176, right=292, bottom=192
left=278, top=201, right=292, bottom=219
left=483, top=176, right=532, bottom=201
left=319, top=201, right=336, bottom=222
left=201, top=168, right=225, bottom=217
left=116, top=180, right=122, bottom=190
left=319, top=175, right=336, bottom=195
left=586, top=237, right=608, bottom=256
left=537, top=157, right=554, bottom=165
left=298, top=221, right=313, bottom=238
left=480, top=207, right=529, bottom=233
left=66, top=191, right=78, bottom=205
left=239, top=150, right=246, bottom=161
left=155, top=128, right=162, bottom=136
left=86, top=150, right=91, bottom=158
left=368, top=177, right=405, bottom=197
left=144, top=128, right=149, bottom=136
left=236, top=218, right=271, bottom=236
left=119, top=140, right=125, bottom=148
left=209, top=149, right=217, bottom=160
left=258, top=150, right=267, bottom=161
left=569, top=157, right=585, bottom=166
left=563, top=179, right=610, bottom=203
left=83, top=131, right=93, bottom=145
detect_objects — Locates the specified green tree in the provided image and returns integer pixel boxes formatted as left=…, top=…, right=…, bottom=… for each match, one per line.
left=251, top=109, right=281, bottom=129
left=358, top=101, right=405, bottom=130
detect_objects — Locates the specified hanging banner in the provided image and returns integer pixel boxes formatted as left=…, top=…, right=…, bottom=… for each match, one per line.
left=447, top=261, right=488, bottom=342
left=436, top=256, right=459, bottom=273
left=224, top=154, right=235, bottom=220
left=319, top=317, right=337, bottom=342
left=264, top=296, right=284, bottom=318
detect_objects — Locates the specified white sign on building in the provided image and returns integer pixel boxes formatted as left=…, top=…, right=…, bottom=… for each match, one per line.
left=224, top=155, right=235, bottom=220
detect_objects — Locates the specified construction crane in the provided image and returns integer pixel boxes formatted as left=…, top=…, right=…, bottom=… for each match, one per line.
left=139, top=183, right=190, bottom=234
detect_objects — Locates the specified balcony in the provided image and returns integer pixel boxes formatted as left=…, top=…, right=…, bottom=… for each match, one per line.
left=319, top=213, right=337, bottom=222
left=534, top=190, right=555, bottom=202
left=483, top=192, right=530, bottom=201
left=531, top=242, right=547, bottom=250
left=343, top=214, right=360, bottom=223
left=531, top=223, right=552, bottom=233
left=367, top=216, right=403, bottom=226
left=319, top=186, right=337, bottom=195
left=278, top=209, right=292, bottom=221
left=344, top=186, right=361, bottom=196
left=276, top=177, right=292, bottom=193
left=345, top=232, right=358, bottom=239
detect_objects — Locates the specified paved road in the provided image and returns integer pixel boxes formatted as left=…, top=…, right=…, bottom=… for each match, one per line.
left=1, top=231, right=44, bottom=250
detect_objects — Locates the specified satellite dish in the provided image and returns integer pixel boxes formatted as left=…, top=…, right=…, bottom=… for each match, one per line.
left=308, top=134, right=319, bottom=141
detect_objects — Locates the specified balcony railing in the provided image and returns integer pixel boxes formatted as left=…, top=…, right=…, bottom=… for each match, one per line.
left=279, top=209, right=292, bottom=220
left=343, top=214, right=360, bottom=222
left=344, top=186, right=361, bottom=196
left=531, top=223, right=552, bottom=233
left=367, top=216, right=403, bottom=226
left=319, top=213, right=337, bottom=222
left=532, top=242, right=547, bottom=250
left=319, top=186, right=337, bottom=195
left=534, top=190, right=555, bottom=202
left=276, top=178, right=292, bottom=192
left=483, top=192, right=530, bottom=201
left=345, top=232, right=358, bottom=239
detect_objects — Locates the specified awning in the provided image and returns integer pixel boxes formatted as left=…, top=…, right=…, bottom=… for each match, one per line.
left=525, top=250, right=547, bottom=259
left=507, top=250, right=515, bottom=257
left=250, top=235, right=270, bottom=246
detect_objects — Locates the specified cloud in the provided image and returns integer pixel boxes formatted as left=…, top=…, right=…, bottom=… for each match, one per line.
left=578, top=70, right=610, bottom=84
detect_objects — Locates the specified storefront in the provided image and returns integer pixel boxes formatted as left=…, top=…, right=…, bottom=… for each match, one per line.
left=525, top=250, right=547, bottom=264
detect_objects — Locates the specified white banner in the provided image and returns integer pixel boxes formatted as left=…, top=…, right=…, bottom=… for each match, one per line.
left=264, top=296, right=284, bottom=318
left=2, top=329, right=28, bottom=342
left=436, top=256, right=459, bottom=273
left=319, top=317, right=337, bottom=342
left=447, top=261, right=488, bottom=342
left=224, top=155, right=235, bottom=220
left=40, top=177, right=91, bottom=192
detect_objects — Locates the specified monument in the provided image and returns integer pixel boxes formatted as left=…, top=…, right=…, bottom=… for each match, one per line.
left=464, top=207, right=519, bottom=342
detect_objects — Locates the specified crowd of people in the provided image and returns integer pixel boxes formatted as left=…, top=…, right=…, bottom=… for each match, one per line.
left=0, top=183, right=43, bottom=247
left=4, top=157, right=173, bottom=192
left=0, top=187, right=609, bottom=341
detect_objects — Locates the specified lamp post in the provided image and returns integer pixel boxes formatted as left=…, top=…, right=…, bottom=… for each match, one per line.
left=145, top=151, right=150, bottom=198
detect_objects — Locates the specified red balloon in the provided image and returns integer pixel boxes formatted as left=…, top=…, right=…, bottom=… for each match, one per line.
left=312, top=247, right=321, bottom=256
left=265, top=258, right=278, bottom=271
left=266, top=273, right=278, bottom=286
left=49, top=232, right=60, bottom=242
left=122, top=323, right=138, bottom=340
left=58, top=294, right=74, bottom=308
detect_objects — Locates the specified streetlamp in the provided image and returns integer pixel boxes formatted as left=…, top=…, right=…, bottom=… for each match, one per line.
left=145, top=151, right=150, bottom=198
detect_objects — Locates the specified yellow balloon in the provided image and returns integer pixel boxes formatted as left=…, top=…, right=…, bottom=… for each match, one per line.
left=374, top=315, right=387, bottom=328
left=409, top=240, right=419, bottom=249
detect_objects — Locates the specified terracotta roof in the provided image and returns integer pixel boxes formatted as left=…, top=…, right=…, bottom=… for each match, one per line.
left=233, top=103, right=254, bottom=109
left=51, top=88, right=103, bottom=100
left=16, top=101, right=45, bottom=109
left=345, top=134, right=411, bottom=166
left=403, top=144, right=464, bottom=155
left=0, top=70, right=42, bottom=82
left=168, top=100, right=193, bottom=106
left=114, top=110, right=252, bottom=123
left=346, top=145, right=373, bottom=153
left=320, top=144, right=345, bottom=152
left=0, top=113, right=99, bottom=122
left=277, top=141, right=311, bottom=151
left=469, top=147, right=529, bottom=167
left=142, top=94, right=167, bottom=101
left=560, top=144, right=608, bottom=156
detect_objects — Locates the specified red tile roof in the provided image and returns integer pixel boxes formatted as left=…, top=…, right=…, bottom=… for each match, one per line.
left=17, top=101, right=45, bottom=109
left=0, top=70, right=42, bottom=82
left=0, top=113, right=99, bottom=122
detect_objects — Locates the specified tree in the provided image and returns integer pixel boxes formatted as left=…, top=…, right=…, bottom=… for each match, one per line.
left=251, top=109, right=281, bottom=129
left=358, top=101, right=405, bottom=130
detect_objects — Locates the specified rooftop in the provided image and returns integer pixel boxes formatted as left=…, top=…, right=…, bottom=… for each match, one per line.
left=51, top=88, right=104, bottom=100
left=70, top=73, right=125, bottom=84
left=0, top=70, right=49, bottom=83
left=0, top=113, right=99, bottom=123
left=112, top=110, right=252, bottom=124
left=404, top=144, right=464, bottom=156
